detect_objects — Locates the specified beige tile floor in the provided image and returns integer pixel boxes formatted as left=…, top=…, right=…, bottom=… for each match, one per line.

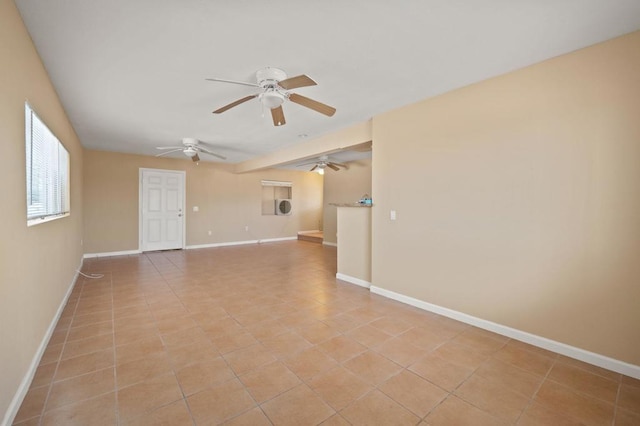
left=13, top=241, right=640, bottom=425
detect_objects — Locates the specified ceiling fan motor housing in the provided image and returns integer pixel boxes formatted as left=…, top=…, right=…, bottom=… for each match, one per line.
left=182, top=137, right=198, bottom=146
left=256, top=67, right=287, bottom=88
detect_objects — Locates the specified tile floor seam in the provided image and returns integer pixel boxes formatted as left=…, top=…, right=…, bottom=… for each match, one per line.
left=611, top=374, right=624, bottom=426
left=105, top=270, right=121, bottom=426
left=513, top=351, right=557, bottom=425
left=373, top=367, right=443, bottom=420
left=36, top=284, right=82, bottom=426
left=543, top=376, right=620, bottom=407
left=418, top=391, right=452, bottom=423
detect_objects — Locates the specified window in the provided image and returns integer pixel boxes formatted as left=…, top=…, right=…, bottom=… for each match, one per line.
left=261, top=180, right=292, bottom=215
left=25, top=103, right=70, bottom=225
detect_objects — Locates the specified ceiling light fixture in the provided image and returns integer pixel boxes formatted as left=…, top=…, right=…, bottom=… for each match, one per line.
left=259, top=91, right=285, bottom=109
left=183, top=147, right=198, bottom=157
left=317, top=168, right=324, bottom=175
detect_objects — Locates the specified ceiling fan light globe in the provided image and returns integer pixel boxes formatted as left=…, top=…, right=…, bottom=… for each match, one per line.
left=184, top=147, right=198, bottom=157
left=260, top=91, right=285, bottom=109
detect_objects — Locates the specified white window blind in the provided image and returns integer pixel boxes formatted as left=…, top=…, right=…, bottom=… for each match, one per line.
left=25, top=104, right=70, bottom=223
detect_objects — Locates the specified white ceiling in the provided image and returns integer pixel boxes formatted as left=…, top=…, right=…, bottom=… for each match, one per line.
left=16, top=0, right=640, bottom=165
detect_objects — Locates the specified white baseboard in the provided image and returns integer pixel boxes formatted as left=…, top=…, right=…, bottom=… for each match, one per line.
left=186, top=240, right=258, bottom=249
left=370, top=286, right=640, bottom=379
left=297, top=230, right=321, bottom=235
left=85, top=238, right=301, bottom=256
left=260, top=237, right=297, bottom=244
left=186, top=237, right=297, bottom=250
left=322, top=241, right=337, bottom=247
left=83, top=249, right=141, bottom=258
left=3, top=256, right=83, bottom=426
left=336, top=273, right=371, bottom=289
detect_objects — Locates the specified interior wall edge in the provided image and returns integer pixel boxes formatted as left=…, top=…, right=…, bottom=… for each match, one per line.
left=2, top=256, right=84, bottom=426
left=370, top=285, right=640, bottom=380
left=335, top=273, right=371, bottom=289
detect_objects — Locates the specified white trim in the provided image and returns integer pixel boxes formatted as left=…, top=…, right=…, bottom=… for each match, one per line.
left=86, top=238, right=300, bottom=255
left=297, top=230, right=321, bottom=235
left=186, top=240, right=258, bottom=249
left=259, top=237, right=297, bottom=244
left=83, top=249, right=142, bottom=259
left=3, top=257, right=83, bottom=426
left=138, top=168, right=186, bottom=252
left=336, top=273, right=371, bottom=289
left=370, top=286, right=640, bottom=379
left=186, top=236, right=297, bottom=250
left=27, top=212, right=70, bottom=227
left=261, top=180, right=292, bottom=187
left=322, top=241, right=337, bottom=247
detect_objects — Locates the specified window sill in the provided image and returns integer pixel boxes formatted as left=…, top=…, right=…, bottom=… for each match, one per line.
left=27, top=212, right=70, bottom=227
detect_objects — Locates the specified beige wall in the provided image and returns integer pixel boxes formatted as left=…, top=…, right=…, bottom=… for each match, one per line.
left=372, top=31, right=640, bottom=365
left=83, top=150, right=323, bottom=253
left=323, top=158, right=372, bottom=244
left=0, top=0, right=84, bottom=420
left=337, top=207, right=372, bottom=282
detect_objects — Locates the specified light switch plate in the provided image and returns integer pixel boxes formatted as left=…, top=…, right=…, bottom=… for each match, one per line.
left=390, top=210, right=397, bottom=221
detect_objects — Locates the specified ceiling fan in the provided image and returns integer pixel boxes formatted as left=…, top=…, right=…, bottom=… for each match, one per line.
left=155, top=138, right=226, bottom=162
left=206, top=67, right=336, bottom=126
left=298, top=155, right=347, bottom=174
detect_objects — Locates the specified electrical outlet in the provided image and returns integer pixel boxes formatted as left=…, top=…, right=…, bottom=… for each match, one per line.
left=208, top=230, right=212, bottom=236
left=245, top=226, right=249, bottom=232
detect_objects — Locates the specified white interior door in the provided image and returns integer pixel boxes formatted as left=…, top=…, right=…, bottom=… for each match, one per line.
left=140, top=169, right=185, bottom=251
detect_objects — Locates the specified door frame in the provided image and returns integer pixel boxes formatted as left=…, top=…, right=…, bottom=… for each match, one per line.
left=138, top=167, right=187, bottom=252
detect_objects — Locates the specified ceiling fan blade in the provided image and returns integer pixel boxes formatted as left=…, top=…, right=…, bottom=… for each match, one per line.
left=206, top=78, right=260, bottom=88
left=213, top=94, right=258, bottom=114
left=310, top=165, right=318, bottom=172
left=156, top=146, right=183, bottom=150
left=197, top=147, right=227, bottom=160
left=328, top=162, right=347, bottom=168
left=327, top=163, right=340, bottom=171
left=155, top=148, right=184, bottom=157
left=288, top=93, right=336, bottom=117
left=278, top=74, right=317, bottom=90
left=191, top=153, right=200, bottom=162
left=271, top=105, right=286, bottom=126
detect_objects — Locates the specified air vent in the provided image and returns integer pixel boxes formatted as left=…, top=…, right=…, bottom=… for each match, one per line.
left=275, top=199, right=292, bottom=216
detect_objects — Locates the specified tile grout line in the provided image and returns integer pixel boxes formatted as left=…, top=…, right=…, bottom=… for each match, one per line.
left=35, top=276, right=84, bottom=426
left=159, top=250, right=274, bottom=426
left=611, top=374, right=623, bottom=426
left=419, top=336, right=510, bottom=423
left=155, top=251, right=216, bottom=426
left=514, top=353, right=558, bottom=425
left=108, top=265, right=120, bottom=425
